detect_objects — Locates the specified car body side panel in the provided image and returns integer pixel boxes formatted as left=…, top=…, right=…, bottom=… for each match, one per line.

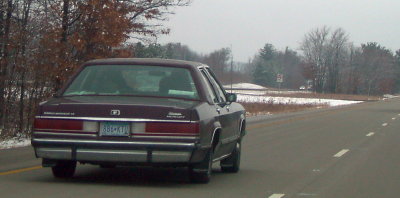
left=193, top=102, right=244, bottom=160
left=214, top=103, right=244, bottom=158
left=192, top=102, right=219, bottom=148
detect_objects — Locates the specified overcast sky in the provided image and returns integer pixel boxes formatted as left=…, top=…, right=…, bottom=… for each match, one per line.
left=157, top=0, right=400, bottom=62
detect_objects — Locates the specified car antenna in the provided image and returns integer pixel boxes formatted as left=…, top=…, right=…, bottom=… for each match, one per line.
left=230, top=45, right=233, bottom=94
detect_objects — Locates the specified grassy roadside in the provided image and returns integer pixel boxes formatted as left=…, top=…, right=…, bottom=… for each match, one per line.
left=239, top=92, right=381, bottom=116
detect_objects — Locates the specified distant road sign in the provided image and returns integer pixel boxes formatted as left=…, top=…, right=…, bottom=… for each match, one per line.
left=277, top=74, right=283, bottom=83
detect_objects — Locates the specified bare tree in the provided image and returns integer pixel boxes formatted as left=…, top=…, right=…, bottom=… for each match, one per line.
left=300, top=26, right=330, bottom=93
left=202, top=48, right=231, bottom=80
left=0, top=0, right=14, bottom=130
left=301, top=26, right=349, bottom=93
left=326, top=28, right=348, bottom=93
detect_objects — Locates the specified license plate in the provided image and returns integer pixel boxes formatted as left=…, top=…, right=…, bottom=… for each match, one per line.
left=100, top=122, right=130, bottom=137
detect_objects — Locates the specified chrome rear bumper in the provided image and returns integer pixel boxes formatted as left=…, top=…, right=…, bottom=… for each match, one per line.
left=32, top=138, right=197, bottom=163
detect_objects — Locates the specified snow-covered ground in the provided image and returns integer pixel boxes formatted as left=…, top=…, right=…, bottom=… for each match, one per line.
left=0, top=137, right=30, bottom=149
left=383, top=94, right=399, bottom=99
left=226, top=83, right=311, bottom=95
left=237, top=94, right=362, bottom=106
left=230, top=89, right=311, bottom=95
left=225, top=83, right=267, bottom=90
left=228, top=83, right=363, bottom=107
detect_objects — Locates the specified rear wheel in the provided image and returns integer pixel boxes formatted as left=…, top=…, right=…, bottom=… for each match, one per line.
left=189, top=149, right=213, bottom=183
left=220, top=140, right=241, bottom=173
left=52, top=160, right=76, bottom=178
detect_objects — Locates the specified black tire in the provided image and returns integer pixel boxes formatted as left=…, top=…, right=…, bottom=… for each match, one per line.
left=189, top=149, right=213, bottom=183
left=52, top=160, right=76, bottom=178
left=220, top=140, right=241, bottom=173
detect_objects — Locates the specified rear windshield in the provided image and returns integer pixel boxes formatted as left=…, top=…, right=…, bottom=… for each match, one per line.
left=63, top=65, right=199, bottom=100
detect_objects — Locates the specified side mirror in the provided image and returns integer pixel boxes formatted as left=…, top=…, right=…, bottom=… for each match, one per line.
left=226, top=93, right=237, bottom=103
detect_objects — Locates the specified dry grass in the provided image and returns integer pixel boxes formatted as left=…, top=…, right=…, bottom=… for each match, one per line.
left=235, top=88, right=382, bottom=116
left=265, top=92, right=381, bottom=101
left=241, top=101, right=327, bottom=116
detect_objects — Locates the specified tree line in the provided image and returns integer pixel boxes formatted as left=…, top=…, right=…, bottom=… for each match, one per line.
left=132, top=27, right=400, bottom=98
left=128, top=42, right=250, bottom=83
left=251, top=27, right=400, bottom=95
left=0, top=0, right=190, bottom=139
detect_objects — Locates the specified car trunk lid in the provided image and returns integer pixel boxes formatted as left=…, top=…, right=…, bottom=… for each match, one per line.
left=38, top=96, right=199, bottom=122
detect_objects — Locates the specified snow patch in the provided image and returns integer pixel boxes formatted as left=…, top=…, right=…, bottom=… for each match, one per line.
left=0, top=137, right=31, bottom=149
left=230, top=89, right=311, bottom=96
left=226, top=83, right=363, bottom=107
left=225, top=83, right=311, bottom=96
left=237, top=95, right=362, bottom=107
left=228, top=89, right=267, bottom=95
left=383, top=94, right=398, bottom=99
left=225, top=83, right=267, bottom=90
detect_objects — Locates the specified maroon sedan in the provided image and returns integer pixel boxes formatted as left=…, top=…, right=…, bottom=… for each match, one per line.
left=32, top=58, right=246, bottom=183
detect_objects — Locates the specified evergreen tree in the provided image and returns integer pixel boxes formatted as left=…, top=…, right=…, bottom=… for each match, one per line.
left=252, top=44, right=279, bottom=87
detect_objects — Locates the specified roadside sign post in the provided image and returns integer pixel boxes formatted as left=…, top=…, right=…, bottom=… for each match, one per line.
left=276, top=74, right=283, bottom=92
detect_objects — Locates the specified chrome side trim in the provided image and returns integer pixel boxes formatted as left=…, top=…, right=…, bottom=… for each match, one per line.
left=32, top=138, right=195, bottom=147
left=35, top=116, right=197, bottom=123
left=34, top=129, right=97, bottom=133
left=212, top=153, right=231, bottom=162
left=132, top=135, right=199, bottom=140
left=209, top=127, right=222, bottom=147
left=56, top=102, right=172, bottom=106
left=239, top=118, right=245, bottom=132
left=197, top=65, right=208, bottom=69
left=33, top=133, right=199, bottom=140
left=132, top=132, right=198, bottom=136
left=239, top=118, right=244, bottom=131
left=33, top=132, right=97, bottom=137
left=199, top=127, right=222, bottom=149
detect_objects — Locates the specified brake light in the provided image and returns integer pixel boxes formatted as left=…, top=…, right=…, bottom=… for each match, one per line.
left=145, top=122, right=199, bottom=134
left=34, top=119, right=83, bottom=131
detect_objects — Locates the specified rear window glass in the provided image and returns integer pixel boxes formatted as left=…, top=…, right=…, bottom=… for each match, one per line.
left=63, top=65, right=199, bottom=100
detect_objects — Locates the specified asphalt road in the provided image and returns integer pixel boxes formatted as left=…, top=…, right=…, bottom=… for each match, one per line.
left=1, top=98, right=400, bottom=198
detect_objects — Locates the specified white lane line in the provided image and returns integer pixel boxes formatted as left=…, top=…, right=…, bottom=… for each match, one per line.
left=333, top=149, right=349, bottom=158
left=269, top=194, right=285, bottom=198
left=298, top=193, right=317, bottom=197
left=392, top=117, right=396, bottom=120
left=382, top=123, right=388, bottom=127
left=366, top=132, right=375, bottom=137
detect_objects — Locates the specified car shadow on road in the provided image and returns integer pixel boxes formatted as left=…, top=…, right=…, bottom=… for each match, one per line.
left=33, top=165, right=235, bottom=187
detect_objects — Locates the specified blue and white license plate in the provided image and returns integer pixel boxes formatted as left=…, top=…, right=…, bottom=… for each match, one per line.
left=100, top=122, right=130, bottom=137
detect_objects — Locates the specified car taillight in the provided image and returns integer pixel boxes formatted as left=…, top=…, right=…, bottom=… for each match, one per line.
left=34, top=119, right=84, bottom=131
left=145, top=122, right=199, bottom=134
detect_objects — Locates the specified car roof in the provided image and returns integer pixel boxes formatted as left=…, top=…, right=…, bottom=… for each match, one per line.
left=84, top=58, right=204, bottom=69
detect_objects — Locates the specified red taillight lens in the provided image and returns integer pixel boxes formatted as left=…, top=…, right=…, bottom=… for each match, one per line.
left=34, top=119, right=83, bottom=131
left=145, top=122, right=199, bottom=134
